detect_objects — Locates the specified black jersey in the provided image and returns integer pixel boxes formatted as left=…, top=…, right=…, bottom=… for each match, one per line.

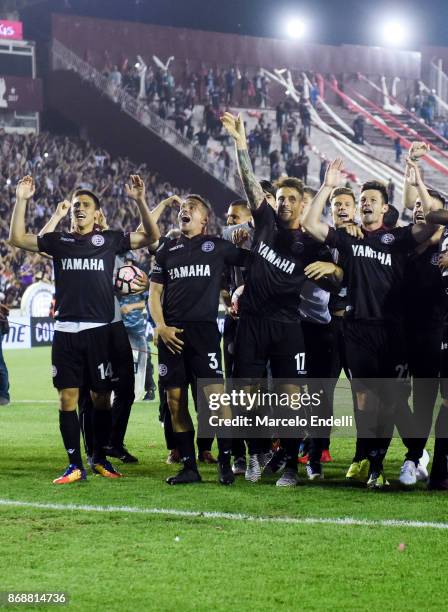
left=240, top=200, right=332, bottom=322
left=328, top=247, right=348, bottom=314
left=150, top=233, right=247, bottom=324
left=37, top=230, right=130, bottom=323
left=404, top=242, right=446, bottom=327
left=325, top=225, right=417, bottom=322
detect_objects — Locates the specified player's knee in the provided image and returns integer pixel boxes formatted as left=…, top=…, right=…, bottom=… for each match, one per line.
left=59, top=388, right=78, bottom=412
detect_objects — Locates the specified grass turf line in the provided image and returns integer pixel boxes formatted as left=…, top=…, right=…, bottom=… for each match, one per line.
left=1, top=347, right=447, bottom=611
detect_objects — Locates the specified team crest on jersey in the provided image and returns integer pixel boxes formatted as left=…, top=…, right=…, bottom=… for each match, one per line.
left=91, top=234, right=105, bottom=247
left=202, top=241, right=215, bottom=252
left=51, top=365, right=57, bottom=377
left=159, top=364, right=168, bottom=376
left=380, top=233, right=395, bottom=245
left=431, top=253, right=439, bottom=266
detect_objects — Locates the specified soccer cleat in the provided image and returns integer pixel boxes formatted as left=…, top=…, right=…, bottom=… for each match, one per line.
left=306, top=462, right=323, bottom=481
left=399, top=460, right=417, bottom=487
left=232, top=457, right=247, bottom=475
left=53, top=464, right=87, bottom=485
left=166, top=466, right=202, bottom=485
left=276, top=468, right=299, bottom=487
left=258, top=450, right=273, bottom=469
left=218, top=460, right=235, bottom=486
left=143, top=389, right=156, bottom=401
left=359, top=459, right=370, bottom=481
left=345, top=459, right=369, bottom=482
left=367, top=470, right=390, bottom=489
left=320, top=449, right=333, bottom=463
left=264, top=448, right=287, bottom=475
left=416, top=449, right=430, bottom=482
left=166, top=449, right=181, bottom=464
left=245, top=454, right=262, bottom=482
left=104, top=445, right=138, bottom=464
left=198, top=450, right=218, bottom=464
left=93, top=460, right=123, bottom=478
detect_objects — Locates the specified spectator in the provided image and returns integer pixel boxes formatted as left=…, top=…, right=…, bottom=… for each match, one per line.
left=387, top=178, right=395, bottom=205
left=394, top=137, right=402, bottom=163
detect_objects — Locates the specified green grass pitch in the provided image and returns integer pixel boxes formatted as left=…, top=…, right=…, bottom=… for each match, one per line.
left=1, top=347, right=447, bottom=611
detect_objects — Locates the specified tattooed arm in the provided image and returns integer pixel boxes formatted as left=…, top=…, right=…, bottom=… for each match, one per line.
left=221, top=112, right=265, bottom=210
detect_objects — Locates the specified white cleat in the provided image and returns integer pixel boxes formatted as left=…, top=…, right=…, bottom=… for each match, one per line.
left=245, top=454, right=262, bottom=482
left=416, top=449, right=430, bottom=482
left=399, top=460, right=417, bottom=486
left=275, top=468, right=299, bottom=487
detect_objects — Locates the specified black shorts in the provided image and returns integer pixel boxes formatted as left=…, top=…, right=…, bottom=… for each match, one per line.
left=441, top=323, right=448, bottom=399
left=233, top=315, right=306, bottom=379
left=52, top=325, right=115, bottom=393
left=157, top=321, right=223, bottom=390
left=344, top=319, right=408, bottom=380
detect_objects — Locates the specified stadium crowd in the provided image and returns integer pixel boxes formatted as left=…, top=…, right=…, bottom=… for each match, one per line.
left=0, top=129, right=224, bottom=306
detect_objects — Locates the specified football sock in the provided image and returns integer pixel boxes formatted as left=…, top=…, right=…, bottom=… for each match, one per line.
left=92, top=409, right=111, bottom=463
left=175, top=430, right=197, bottom=471
left=431, top=405, right=448, bottom=480
left=353, top=437, right=368, bottom=462
left=59, top=410, right=83, bottom=468
left=217, top=437, right=232, bottom=463
left=281, top=437, right=299, bottom=470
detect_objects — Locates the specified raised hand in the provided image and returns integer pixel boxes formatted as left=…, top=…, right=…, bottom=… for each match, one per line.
left=405, top=157, right=422, bottom=187
left=304, top=261, right=337, bottom=280
left=16, top=176, right=35, bottom=201
left=125, top=174, right=146, bottom=202
left=409, top=141, right=429, bottom=161
left=159, top=194, right=182, bottom=209
left=324, top=159, right=344, bottom=188
left=221, top=112, right=246, bottom=147
left=55, top=200, right=70, bottom=218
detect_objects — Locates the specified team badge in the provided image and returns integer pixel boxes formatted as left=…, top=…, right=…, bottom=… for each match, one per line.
left=380, top=233, right=395, bottom=245
left=51, top=365, right=57, bottom=377
left=202, top=241, right=215, bottom=252
left=431, top=253, right=439, bottom=266
left=91, top=234, right=105, bottom=247
left=159, top=364, right=168, bottom=376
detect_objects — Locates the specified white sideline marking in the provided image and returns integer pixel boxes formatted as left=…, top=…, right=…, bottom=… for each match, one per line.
left=0, top=499, right=447, bottom=530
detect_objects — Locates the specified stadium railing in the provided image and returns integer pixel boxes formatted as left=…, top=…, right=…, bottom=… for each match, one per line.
left=50, top=40, right=244, bottom=197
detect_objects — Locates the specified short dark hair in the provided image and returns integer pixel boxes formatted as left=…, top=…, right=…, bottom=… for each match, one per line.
left=274, top=176, right=305, bottom=198
left=427, top=189, right=447, bottom=209
left=72, top=188, right=100, bottom=209
left=185, top=193, right=212, bottom=215
left=383, top=204, right=399, bottom=229
left=360, top=181, right=389, bottom=205
left=304, top=186, right=317, bottom=198
left=228, top=199, right=250, bottom=209
left=260, top=179, right=276, bottom=198
left=330, top=187, right=356, bottom=205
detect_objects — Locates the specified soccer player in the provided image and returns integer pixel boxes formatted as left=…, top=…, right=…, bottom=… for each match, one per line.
left=9, top=175, right=160, bottom=484
left=149, top=194, right=248, bottom=485
left=422, top=205, right=448, bottom=488
left=327, top=187, right=370, bottom=482
left=401, top=158, right=445, bottom=483
left=303, top=160, right=439, bottom=488
left=221, top=112, right=342, bottom=487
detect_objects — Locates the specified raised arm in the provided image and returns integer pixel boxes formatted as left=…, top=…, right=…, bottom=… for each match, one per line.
left=402, top=142, right=429, bottom=210
left=9, top=176, right=39, bottom=252
left=405, top=158, right=433, bottom=215
left=302, top=159, right=344, bottom=242
left=136, top=194, right=182, bottom=233
left=221, top=112, right=264, bottom=210
left=125, top=174, right=161, bottom=249
left=38, top=200, right=70, bottom=236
